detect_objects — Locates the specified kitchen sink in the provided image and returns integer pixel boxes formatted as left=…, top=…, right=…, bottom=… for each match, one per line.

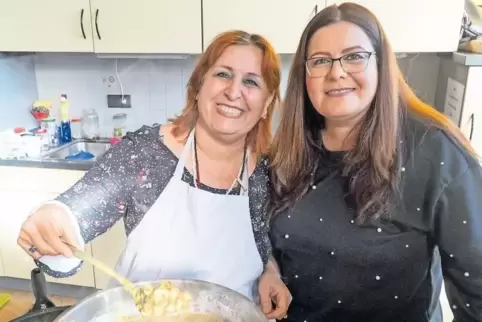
left=43, top=140, right=111, bottom=161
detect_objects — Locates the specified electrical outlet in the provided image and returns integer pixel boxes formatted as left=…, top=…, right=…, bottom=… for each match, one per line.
left=107, top=94, right=131, bottom=108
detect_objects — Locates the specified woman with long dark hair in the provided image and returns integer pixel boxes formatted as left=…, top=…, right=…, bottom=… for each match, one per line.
left=268, top=3, right=482, bottom=321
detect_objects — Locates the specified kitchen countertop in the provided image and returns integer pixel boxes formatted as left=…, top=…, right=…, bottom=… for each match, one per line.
left=451, top=52, right=482, bottom=66
left=0, top=157, right=94, bottom=171
left=0, top=288, right=77, bottom=321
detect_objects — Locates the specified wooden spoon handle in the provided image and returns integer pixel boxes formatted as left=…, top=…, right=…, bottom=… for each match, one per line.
left=73, top=249, right=136, bottom=294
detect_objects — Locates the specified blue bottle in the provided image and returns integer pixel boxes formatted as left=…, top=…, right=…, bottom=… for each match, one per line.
left=59, top=94, right=72, bottom=144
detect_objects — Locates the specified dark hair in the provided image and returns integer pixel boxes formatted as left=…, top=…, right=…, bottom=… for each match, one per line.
left=269, top=3, right=476, bottom=220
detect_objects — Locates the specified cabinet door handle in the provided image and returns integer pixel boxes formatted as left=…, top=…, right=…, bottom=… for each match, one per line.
left=95, top=9, right=102, bottom=40
left=315, top=5, right=318, bottom=14
left=468, top=113, right=475, bottom=141
left=80, top=9, right=86, bottom=39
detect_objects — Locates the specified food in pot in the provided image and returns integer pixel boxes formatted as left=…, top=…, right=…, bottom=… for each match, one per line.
left=118, top=282, right=223, bottom=321
left=134, top=281, right=192, bottom=316
left=120, top=312, right=223, bottom=321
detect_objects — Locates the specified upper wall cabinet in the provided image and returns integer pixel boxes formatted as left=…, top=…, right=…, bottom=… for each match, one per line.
left=202, top=0, right=323, bottom=54
left=0, top=0, right=465, bottom=54
left=89, top=0, right=202, bottom=54
left=326, top=0, right=465, bottom=53
left=0, top=0, right=93, bottom=52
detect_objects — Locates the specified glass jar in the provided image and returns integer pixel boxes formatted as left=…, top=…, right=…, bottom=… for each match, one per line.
left=81, top=109, right=100, bottom=139
left=112, top=113, right=127, bottom=138
left=71, top=118, right=82, bottom=139
left=41, top=117, right=59, bottom=147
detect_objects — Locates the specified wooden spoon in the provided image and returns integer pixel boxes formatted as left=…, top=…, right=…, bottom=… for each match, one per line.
left=72, top=250, right=192, bottom=316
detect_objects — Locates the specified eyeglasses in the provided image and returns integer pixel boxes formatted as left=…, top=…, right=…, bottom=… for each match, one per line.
left=305, top=51, right=376, bottom=78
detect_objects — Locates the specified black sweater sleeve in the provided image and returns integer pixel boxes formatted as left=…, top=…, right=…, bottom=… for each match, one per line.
left=55, top=132, right=140, bottom=243
left=434, top=165, right=482, bottom=322
left=37, top=132, right=142, bottom=278
left=401, top=116, right=482, bottom=321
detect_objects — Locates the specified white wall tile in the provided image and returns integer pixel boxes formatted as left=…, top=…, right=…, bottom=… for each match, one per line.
left=0, top=54, right=38, bottom=130
left=0, top=52, right=441, bottom=135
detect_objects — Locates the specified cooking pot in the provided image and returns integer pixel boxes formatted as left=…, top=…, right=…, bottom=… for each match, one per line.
left=10, top=269, right=71, bottom=322
left=54, top=279, right=269, bottom=322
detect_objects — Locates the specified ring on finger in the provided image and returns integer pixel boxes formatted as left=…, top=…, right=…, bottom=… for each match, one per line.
left=28, top=246, right=37, bottom=253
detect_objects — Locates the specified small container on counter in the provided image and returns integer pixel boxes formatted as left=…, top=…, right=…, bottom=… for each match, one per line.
left=112, top=113, right=127, bottom=138
left=71, top=118, right=82, bottom=139
left=40, top=117, right=59, bottom=148
left=31, top=100, right=52, bottom=125
left=81, top=109, right=100, bottom=139
left=35, top=128, right=50, bottom=152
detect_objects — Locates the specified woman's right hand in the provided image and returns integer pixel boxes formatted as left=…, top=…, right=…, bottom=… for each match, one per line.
left=17, top=204, right=80, bottom=260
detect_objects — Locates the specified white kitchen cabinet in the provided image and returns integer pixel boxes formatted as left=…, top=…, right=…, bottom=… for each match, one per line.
left=0, top=248, right=4, bottom=277
left=0, top=166, right=95, bottom=287
left=0, top=0, right=93, bottom=52
left=0, top=189, right=95, bottom=287
left=459, top=67, right=482, bottom=157
left=0, top=167, right=86, bottom=194
left=325, top=0, right=464, bottom=53
left=202, top=0, right=322, bottom=54
left=91, top=219, right=127, bottom=289
left=0, top=166, right=131, bottom=290
left=89, top=0, right=202, bottom=54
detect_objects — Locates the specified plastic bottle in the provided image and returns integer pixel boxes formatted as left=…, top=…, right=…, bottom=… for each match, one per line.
left=41, top=117, right=59, bottom=147
left=59, top=94, right=72, bottom=144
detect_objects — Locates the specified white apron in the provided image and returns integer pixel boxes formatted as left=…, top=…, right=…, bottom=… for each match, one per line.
left=111, top=130, right=263, bottom=300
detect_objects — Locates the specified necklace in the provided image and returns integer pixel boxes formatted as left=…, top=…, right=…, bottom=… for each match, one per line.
left=192, top=133, right=247, bottom=195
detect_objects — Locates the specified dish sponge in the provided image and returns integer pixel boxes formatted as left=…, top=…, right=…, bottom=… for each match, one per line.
left=65, top=151, right=95, bottom=160
left=0, top=293, right=11, bottom=309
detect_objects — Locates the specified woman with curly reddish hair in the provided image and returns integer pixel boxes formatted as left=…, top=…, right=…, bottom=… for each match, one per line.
left=17, top=30, right=290, bottom=316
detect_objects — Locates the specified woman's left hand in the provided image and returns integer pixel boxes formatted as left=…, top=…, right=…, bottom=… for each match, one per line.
left=258, top=264, right=292, bottom=320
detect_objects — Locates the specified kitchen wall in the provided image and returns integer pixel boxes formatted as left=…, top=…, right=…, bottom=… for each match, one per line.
left=0, top=54, right=38, bottom=129
left=0, top=52, right=441, bottom=134
left=32, top=53, right=294, bottom=136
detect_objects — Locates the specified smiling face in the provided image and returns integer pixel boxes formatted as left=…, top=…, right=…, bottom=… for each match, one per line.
left=196, top=44, right=272, bottom=139
left=306, top=21, right=378, bottom=124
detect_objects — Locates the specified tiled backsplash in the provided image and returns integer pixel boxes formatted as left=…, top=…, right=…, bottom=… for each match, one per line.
left=0, top=52, right=441, bottom=134
left=34, top=53, right=198, bottom=135
left=0, top=54, right=38, bottom=129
